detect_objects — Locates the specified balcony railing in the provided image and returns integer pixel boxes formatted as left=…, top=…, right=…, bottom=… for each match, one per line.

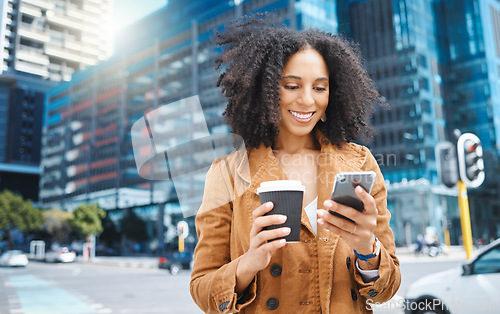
left=19, top=4, right=42, bottom=17
left=46, top=11, right=84, bottom=30
left=18, top=23, right=50, bottom=43
left=16, top=47, right=50, bottom=65
left=22, top=0, right=54, bottom=10
left=66, top=4, right=85, bottom=20
left=15, top=60, right=49, bottom=77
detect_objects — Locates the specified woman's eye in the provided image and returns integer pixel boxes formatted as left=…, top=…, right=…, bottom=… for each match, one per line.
left=314, top=87, right=327, bottom=91
left=284, top=85, right=299, bottom=90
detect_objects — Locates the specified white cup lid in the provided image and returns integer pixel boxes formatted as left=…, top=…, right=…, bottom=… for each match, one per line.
left=256, top=180, right=305, bottom=194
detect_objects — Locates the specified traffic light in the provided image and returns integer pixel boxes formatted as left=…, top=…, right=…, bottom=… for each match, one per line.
left=435, top=142, right=458, bottom=188
left=457, top=133, right=485, bottom=188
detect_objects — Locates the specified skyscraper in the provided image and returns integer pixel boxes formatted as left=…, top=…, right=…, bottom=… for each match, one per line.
left=0, top=0, right=112, bottom=201
left=340, top=0, right=500, bottom=244
left=435, top=0, right=500, bottom=241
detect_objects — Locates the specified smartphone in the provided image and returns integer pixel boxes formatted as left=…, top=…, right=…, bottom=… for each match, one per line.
left=329, top=171, right=376, bottom=220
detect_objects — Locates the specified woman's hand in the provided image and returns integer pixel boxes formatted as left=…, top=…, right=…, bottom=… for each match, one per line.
left=236, top=202, right=289, bottom=293
left=317, top=186, right=379, bottom=268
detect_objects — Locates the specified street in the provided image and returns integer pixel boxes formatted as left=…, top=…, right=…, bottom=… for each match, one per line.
left=0, top=254, right=465, bottom=314
left=0, top=261, right=202, bottom=314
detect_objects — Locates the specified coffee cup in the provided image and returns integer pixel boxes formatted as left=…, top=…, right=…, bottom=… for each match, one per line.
left=257, top=180, right=305, bottom=242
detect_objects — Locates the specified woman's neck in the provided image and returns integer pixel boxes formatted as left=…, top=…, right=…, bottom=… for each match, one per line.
left=273, top=131, right=320, bottom=154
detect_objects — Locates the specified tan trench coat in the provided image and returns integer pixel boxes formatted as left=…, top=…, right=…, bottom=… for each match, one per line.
left=190, top=137, right=401, bottom=313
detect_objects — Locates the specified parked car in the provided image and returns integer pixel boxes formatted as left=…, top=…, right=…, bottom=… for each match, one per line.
left=44, top=247, right=77, bottom=263
left=0, top=250, right=29, bottom=267
left=405, top=238, right=500, bottom=314
left=158, top=251, right=193, bottom=275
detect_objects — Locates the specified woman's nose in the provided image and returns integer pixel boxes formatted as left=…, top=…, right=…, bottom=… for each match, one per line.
left=299, top=89, right=314, bottom=106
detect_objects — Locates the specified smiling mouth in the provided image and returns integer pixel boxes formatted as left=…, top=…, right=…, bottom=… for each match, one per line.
left=289, top=110, right=315, bottom=119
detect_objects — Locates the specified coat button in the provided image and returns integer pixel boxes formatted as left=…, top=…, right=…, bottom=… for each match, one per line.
left=267, top=297, right=279, bottom=310
left=351, top=289, right=358, bottom=301
left=346, top=257, right=351, bottom=269
left=270, top=264, right=282, bottom=277
left=368, top=289, right=378, bottom=297
left=218, top=300, right=229, bottom=312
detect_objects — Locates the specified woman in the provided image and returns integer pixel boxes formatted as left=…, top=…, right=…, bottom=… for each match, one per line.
left=190, top=16, right=401, bottom=313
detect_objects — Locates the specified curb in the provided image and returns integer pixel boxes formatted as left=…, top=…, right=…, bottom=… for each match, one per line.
left=77, top=257, right=158, bottom=269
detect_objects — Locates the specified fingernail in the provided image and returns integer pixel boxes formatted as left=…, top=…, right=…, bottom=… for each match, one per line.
left=283, top=227, right=291, bottom=234
left=317, top=218, right=324, bottom=224
left=280, top=239, right=286, bottom=244
left=323, top=200, right=330, bottom=207
left=317, top=210, right=324, bottom=217
left=279, top=215, right=287, bottom=222
left=266, top=202, right=273, bottom=208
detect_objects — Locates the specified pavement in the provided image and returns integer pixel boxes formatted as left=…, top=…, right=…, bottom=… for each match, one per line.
left=81, top=256, right=159, bottom=268
left=78, top=245, right=472, bottom=269
left=396, top=245, right=469, bottom=263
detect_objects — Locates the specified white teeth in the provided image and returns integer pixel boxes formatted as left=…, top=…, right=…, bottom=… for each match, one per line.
left=289, top=111, right=314, bottom=119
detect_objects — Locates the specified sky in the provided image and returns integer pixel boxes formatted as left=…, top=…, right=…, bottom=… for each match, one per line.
left=112, top=0, right=167, bottom=32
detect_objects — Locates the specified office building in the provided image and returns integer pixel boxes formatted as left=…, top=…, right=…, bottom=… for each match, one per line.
left=340, top=0, right=500, bottom=244
left=435, top=0, right=500, bottom=242
left=0, top=0, right=112, bottom=201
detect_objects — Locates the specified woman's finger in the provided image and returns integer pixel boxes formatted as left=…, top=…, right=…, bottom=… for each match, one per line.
left=254, top=227, right=290, bottom=245
left=354, top=186, right=377, bottom=214
left=317, top=208, right=356, bottom=233
left=250, top=214, right=287, bottom=239
left=258, top=238, right=287, bottom=255
left=252, top=202, right=274, bottom=220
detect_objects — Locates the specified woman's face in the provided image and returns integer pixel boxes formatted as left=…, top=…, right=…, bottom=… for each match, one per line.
left=278, top=48, right=329, bottom=140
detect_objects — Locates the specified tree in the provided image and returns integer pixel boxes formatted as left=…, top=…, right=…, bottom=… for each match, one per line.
left=69, top=203, right=106, bottom=238
left=41, top=209, right=73, bottom=245
left=0, top=190, right=42, bottom=249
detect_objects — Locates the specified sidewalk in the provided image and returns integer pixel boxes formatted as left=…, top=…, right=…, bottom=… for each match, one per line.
left=396, top=245, right=469, bottom=263
left=80, top=245, right=472, bottom=269
left=80, top=256, right=159, bottom=269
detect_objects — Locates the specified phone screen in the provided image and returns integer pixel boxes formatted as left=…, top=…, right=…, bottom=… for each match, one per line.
left=329, top=171, right=376, bottom=220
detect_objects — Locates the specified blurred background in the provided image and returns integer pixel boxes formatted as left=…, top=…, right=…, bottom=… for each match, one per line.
left=0, top=0, right=499, bottom=313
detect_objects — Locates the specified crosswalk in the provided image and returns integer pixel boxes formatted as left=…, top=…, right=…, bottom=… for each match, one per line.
left=3, top=274, right=112, bottom=314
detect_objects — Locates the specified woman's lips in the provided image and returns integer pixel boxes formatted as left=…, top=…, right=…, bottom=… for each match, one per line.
left=289, top=110, right=315, bottom=123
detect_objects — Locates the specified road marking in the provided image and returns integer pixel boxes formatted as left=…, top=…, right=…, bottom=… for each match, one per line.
left=8, top=275, right=98, bottom=314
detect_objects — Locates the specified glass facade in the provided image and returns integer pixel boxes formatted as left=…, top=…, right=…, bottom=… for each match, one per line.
left=436, top=0, right=500, bottom=241
left=341, top=0, right=500, bottom=244
left=342, top=0, right=448, bottom=244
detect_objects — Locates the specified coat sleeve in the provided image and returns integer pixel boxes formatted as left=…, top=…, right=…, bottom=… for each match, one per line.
left=353, top=148, right=401, bottom=304
left=190, top=158, right=257, bottom=313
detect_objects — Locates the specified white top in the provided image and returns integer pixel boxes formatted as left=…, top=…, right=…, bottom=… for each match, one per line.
left=304, top=197, right=318, bottom=234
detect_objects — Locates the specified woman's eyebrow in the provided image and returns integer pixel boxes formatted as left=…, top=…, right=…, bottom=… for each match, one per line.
left=282, top=75, right=329, bottom=81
